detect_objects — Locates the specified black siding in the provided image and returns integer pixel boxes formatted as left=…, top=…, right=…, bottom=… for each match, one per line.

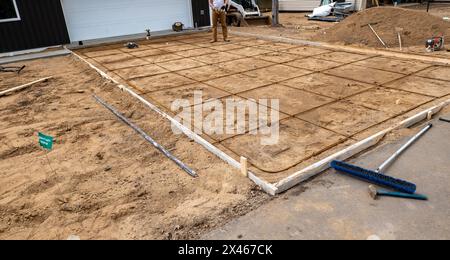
left=0, top=0, right=70, bottom=53
left=192, top=0, right=211, bottom=28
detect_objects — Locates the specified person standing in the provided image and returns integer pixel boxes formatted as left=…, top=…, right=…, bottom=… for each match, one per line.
left=209, top=0, right=230, bottom=43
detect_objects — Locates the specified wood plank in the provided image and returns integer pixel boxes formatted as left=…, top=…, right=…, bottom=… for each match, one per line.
left=0, top=77, right=52, bottom=97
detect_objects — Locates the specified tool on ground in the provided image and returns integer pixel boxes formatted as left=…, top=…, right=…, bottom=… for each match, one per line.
left=172, top=22, right=184, bottom=32
left=376, top=124, right=432, bottom=173
left=331, top=160, right=417, bottom=194
left=93, top=95, right=198, bottom=178
left=369, top=185, right=428, bottom=201
left=331, top=124, right=432, bottom=194
left=124, top=42, right=139, bottom=49
left=0, top=65, right=26, bottom=74
left=426, top=36, right=444, bottom=52
left=439, top=117, right=450, bottom=123
left=367, top=23, right=388, bottom=48
left=395, top=27, right=403, bottom=51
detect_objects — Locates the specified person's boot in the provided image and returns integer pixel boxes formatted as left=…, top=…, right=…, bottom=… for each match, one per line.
left=210, top=39, right=217, bottom=43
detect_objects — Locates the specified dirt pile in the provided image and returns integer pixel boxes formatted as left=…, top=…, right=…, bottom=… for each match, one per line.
left=315, top=7, right=450, bottom=47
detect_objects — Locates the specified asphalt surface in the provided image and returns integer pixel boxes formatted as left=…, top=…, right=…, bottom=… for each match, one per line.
left=204, top=116, right=450, bottom=240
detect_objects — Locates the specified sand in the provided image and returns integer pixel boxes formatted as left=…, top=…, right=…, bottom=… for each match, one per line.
left=314, top=7, right=450, bottom=47
left=0, top=56, right=268, bottom=240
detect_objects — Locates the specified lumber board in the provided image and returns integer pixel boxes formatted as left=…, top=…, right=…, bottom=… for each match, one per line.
left=0, top=77, right=52, bottom=97
left=71, top=51, right=279, bottom=195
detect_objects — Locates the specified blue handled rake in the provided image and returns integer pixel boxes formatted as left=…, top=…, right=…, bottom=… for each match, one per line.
left=331, top=124, right=432, bottom=195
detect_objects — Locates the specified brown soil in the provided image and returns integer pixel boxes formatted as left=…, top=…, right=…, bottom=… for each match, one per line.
left=314, top=7, right=450, bottom=47
left=0, top=55, right=269, bottom=240
left=230, top=12, right=334, bottom=41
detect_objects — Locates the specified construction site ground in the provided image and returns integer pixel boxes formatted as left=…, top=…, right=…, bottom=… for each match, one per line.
left=0, top=56, right=268, bottom=240
left=78, top=32, right=450, bottom=185
left=1, top=6, right=450, bottom=240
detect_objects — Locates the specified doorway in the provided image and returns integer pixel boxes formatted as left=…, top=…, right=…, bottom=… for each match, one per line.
left=191, top=0, right=211, bottom=28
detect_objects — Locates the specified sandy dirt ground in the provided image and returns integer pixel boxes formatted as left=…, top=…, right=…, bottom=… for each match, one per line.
left=231, top=6, right=450, bottom=59
left=233, top=4, right=450, bottom=41
left=77, top=32, right=450, bottom=185
left=230, top=12, right=335, bottom=41
left=314, top=7, right=450, bottom=47
left=0, top=55, right=269, bottom=240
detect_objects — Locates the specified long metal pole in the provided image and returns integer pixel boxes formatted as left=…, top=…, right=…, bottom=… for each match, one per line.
left=94, top=95, right=198, bottom=178
left=376, top=124, right=432, bottom=173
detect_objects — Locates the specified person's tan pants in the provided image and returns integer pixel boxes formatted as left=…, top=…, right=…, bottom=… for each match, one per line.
left=212, top=10, right=228, bottom=41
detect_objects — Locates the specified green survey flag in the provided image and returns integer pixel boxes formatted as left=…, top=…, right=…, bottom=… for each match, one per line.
left=38, top=132, right=54, bottom=151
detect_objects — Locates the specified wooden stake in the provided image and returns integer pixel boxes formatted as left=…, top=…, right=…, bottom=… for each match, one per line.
left=0, top=76, right=52, bottom=97
left=427, top=110, right=433, bottom=120
left=240, top=157, right=248, bottom=177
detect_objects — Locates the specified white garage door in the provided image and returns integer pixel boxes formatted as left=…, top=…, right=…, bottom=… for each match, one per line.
left=61, top=0, right=193, bottom=42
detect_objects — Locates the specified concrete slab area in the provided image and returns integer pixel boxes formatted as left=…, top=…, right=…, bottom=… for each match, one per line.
left=205, top=74, right=272, bottom=94
left=384, top=76, right=450, bottom=98
left=296, top=100, right=392, bottom=136
left=204, top=118, right=450, bottom=240
left=286, top=57, right=343, bottom=72
left=346, top=87, right=434, bottom=117
left=221, top=117, right=347, bottom=173
left=243, top=64, right=312, bottom=83
left=326, top=64, right=405, bottom=85
left=280, top=73, right=374, bottom=99
left=352, top=56, right=432, bottom=74
left=76, top=32, right=450, bottom=189
left=416, top=66, right=450, bottom=82
left=238, top=84, right=334, bottom=116
left=314, top=51, right=370, bottom=63
left=129, top=73, right=195, bottom=93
